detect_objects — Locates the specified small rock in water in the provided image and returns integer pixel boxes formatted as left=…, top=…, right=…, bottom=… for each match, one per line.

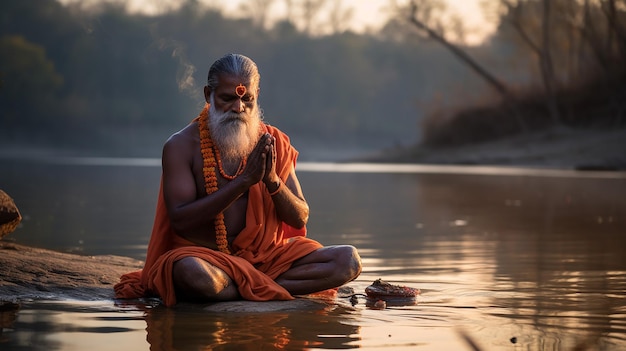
left=372, top=300, right=386, bottom=309
left=337, top=285, right=355, bottom=297
left=0, top=190, right=22, bottom=238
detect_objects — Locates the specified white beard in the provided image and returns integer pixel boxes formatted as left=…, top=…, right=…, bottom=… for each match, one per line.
left=208, top=95, right=262, bottom=174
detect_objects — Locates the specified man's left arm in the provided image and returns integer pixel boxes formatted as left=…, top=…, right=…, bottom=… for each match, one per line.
left=267, top=170, right=309, bottom=229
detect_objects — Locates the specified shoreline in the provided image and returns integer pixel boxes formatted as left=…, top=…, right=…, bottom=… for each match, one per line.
left=2, top=127, right=625, bottom=171
left=0, top=240, right=144, bottom=302
left=359, top=127, right=626, bottom=171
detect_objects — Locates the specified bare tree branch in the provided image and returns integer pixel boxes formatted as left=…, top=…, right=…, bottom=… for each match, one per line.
left=540, top=0, right=561, bottom=124
left=328, top=0, right=353, bottom=34
left=301, top=0, right=327, bottom=35
left=244, top=0, right=277, bottom=29
left=406, top=0, right=528, bottom=131
left=501, top=0, right=542, bottom=55
left=500, top=0, right=561, bottom=124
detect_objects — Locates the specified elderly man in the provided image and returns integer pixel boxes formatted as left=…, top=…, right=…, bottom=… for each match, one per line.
left=115, top=54, right=362, bottom=306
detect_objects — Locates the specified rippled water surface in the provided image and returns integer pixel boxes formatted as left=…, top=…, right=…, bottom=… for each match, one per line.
left=1, top=157, right=625, bottom=350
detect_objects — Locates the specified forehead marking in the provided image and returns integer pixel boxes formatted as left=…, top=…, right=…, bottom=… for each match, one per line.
left=235, top=84, right=246, bottom=98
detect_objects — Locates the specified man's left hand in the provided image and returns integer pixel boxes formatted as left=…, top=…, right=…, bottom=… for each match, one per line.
left=263, top=137, right=280, bottom=190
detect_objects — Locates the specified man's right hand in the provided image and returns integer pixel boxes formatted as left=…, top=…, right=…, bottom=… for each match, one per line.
left=241, top=133, right=273, bottom=187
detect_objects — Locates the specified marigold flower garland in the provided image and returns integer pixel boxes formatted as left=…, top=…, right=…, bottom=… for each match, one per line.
left=198, top=106, right=232, bottom=254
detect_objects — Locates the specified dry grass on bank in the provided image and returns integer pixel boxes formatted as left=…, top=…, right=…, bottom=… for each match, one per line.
left=370, top=70, right=626, bottom=170
left=421, top=71, right=626, bottom=148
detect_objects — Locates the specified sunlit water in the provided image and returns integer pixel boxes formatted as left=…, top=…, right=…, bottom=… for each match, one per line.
left=1, top=156, right=625, bottom=350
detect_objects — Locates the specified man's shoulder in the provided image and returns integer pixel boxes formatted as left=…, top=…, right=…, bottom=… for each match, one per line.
left=163, top=123, right=198, bottom=152
left=167, top=123, right=197, bottom=141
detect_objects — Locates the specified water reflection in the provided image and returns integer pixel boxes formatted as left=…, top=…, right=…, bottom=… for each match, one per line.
left=300, top=170, right=626, bottom=350
left=1, top=158, right=625, bottom=350
left=0, top=302, right=19, bottom=344
left=2, top=301, right=146, bottom=351
left=145, top=304, right=360, bottom=350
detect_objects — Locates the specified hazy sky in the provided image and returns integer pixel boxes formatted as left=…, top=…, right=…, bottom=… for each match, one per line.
left=58, top=0, right=495, bottom=44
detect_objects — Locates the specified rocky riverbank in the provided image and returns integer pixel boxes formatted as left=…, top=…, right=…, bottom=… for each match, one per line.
left=0, top=241, right=144, bottom=302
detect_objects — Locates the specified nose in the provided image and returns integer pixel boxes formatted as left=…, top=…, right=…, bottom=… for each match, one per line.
left=231, top=99, right=245, bottom=113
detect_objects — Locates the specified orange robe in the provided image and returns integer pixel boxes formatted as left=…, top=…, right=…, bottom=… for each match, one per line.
left=114, top=116, right=322, bottom=306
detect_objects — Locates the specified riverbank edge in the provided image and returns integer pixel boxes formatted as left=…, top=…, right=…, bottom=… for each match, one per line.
left=358, top=127, right=626, bottom=171
left=0, top=240, right=144, bottom=302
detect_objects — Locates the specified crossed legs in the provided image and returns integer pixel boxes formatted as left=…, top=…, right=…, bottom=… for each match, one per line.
left=172, top=245, right=362, bottom=303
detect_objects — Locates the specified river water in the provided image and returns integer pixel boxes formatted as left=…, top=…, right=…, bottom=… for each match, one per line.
left=1, top=157, right=625, bottom=350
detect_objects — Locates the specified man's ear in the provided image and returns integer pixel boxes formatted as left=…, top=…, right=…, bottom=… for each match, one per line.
left=204, top=86, right=212, bottom=103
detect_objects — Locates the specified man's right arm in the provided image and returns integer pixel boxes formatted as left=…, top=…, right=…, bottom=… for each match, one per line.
left=161, top=130, right=249, bottom=247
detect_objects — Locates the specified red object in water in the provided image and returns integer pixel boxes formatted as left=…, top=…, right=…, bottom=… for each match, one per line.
left=365, top=279, right=420, bottom=307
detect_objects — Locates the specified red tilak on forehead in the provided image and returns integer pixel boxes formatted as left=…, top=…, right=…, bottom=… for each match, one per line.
left=235, top=84, right=246, bottom=98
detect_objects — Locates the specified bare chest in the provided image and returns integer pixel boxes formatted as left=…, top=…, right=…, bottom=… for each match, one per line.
left=191, top=152, right=248, bottom=239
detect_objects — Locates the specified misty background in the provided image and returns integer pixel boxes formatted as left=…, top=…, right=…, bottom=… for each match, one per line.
left=1, top=0, right=624, bottom=161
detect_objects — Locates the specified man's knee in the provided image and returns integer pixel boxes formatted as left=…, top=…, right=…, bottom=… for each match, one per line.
left=173, top=257, right=236, bottom=300
left=335, top=245, right=362, bottom=282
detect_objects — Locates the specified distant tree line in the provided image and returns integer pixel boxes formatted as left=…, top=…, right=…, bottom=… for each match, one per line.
left=1, top=0, right=624, bottom=153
